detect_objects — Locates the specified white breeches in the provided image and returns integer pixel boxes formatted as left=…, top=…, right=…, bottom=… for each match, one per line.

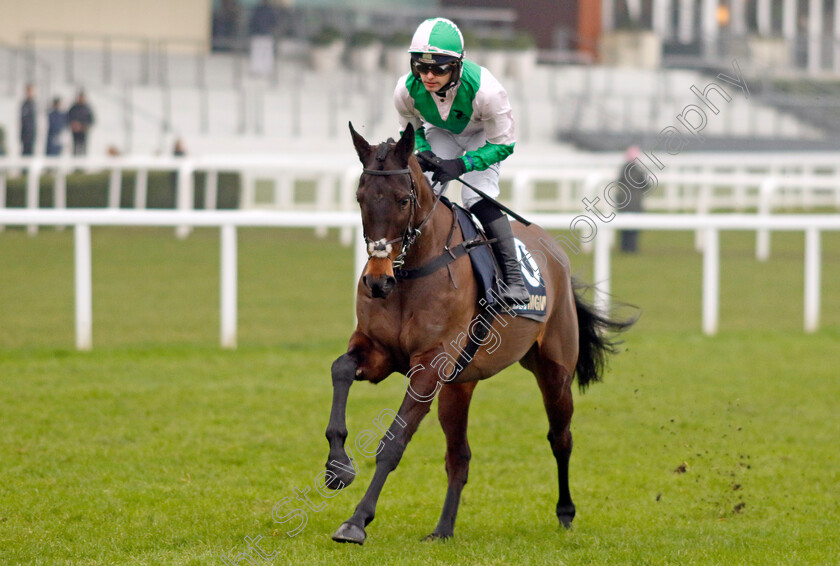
left=424, top=125, right=501, bottom=210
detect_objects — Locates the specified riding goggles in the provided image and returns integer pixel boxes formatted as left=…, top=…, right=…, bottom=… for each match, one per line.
left=411, top=60, right=454, bottom=76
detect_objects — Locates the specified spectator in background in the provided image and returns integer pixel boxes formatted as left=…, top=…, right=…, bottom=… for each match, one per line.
left=617, top=145, right=650, bottom=253
left=213, top=0, right=241, bottom=52
left=0, top=125, right=7, bottom=156
left=170, top=138, right=187, bottom=190
left=249, top=0, right=278, bottom=36
left=68, top=91, right=95, bottom=156
left=19, top=84, right=36, bottom=156
left=249, top=0, right=278, bottom=75
left=46, top=97, right=67, bottom=156
left=173, top=138, right=187, bottom=157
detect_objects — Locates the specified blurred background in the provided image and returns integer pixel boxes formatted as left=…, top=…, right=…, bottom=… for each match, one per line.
left=2, top=0, right=840, bottom=157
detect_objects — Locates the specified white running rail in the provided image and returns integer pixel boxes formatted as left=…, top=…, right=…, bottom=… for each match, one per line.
left=0, top=209, right=837, bottom=350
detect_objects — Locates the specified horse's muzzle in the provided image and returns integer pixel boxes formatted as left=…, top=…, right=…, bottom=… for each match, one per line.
left=363, top=274, right=396, bottom=299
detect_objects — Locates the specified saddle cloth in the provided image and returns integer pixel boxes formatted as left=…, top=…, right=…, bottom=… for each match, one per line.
left=451, top=201, right=547, bottom=323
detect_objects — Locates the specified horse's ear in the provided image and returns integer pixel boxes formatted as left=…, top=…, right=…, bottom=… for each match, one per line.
left=394, top=123, right=415, bottom=166
left=349, top=122, right=372, bottom=165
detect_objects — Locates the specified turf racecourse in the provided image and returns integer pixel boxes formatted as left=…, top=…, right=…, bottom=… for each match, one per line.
left=1, top=227, right=838, bottom=565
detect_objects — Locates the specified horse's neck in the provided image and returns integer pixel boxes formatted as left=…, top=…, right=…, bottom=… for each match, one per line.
left=407, top=184, right=455, bottom=267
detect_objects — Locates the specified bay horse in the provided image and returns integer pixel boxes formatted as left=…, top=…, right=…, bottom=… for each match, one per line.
left=324, top=123, right=631, bottom=544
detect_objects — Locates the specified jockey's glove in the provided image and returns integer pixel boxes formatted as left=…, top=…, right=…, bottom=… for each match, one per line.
left=416, top=150, right=438, bottom=172
left=431, top=157, right=467, bottom=185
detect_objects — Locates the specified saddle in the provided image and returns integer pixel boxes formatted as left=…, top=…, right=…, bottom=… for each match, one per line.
left=394, top=197, right=547, bottom=323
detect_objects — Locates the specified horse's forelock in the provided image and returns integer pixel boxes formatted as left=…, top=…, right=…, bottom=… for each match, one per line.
left=374, top=142, right=391, bottom=167
left=369, top=138, right=403, bottom=171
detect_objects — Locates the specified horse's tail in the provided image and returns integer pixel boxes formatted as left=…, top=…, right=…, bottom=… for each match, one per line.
left=573, top=279, right=636, bottom=391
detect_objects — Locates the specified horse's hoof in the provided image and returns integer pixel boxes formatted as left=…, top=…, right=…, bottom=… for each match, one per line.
left=558, top=514, right=574, bottom=530
left=557, top=504, right=575, bottom=530
left=422, top=531, right=452, bottom=542
left=332, top=522, right=366, bottom=544
left=324, top=459, right=356, bottom=489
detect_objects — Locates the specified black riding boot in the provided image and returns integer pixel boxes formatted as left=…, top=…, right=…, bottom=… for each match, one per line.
left=470, top=200, right=531, bottom=306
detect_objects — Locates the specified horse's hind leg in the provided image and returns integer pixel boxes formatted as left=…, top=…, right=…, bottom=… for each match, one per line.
left=523, top=347, right=577, bottom=529
left=426, top=381, right=477, bottom=541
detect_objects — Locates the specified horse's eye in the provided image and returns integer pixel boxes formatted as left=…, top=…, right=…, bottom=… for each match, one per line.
left=400, top=197, right=410, bottom=208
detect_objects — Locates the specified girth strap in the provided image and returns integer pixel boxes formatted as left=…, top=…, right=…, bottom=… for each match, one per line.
left=450, top=313, right=490, bottom=380
left=393, top=238, right=493, bottom=280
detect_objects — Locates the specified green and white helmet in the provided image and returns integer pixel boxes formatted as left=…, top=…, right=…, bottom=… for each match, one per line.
left=408, top=18, right=464, bottom=60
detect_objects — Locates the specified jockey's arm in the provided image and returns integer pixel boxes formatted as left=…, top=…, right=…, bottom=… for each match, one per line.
left=460, top=71, right=516, bottom=173
left=461, top=141, right=514, bottom=173
left=412, top=124, right=432, bottom=154
left=394, top=69, right=515, bottom=172
left=396, top=117, right=513, bottom=172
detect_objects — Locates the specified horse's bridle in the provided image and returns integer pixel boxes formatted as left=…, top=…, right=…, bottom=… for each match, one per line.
left=361, top=161, right=444, bottom=270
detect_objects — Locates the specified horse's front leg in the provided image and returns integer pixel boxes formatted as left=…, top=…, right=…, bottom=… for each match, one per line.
left=325, top=333, right=392, bottom=489
left=332, top=357, right=442, bottom=544
left=324, top=353, right=358, bottom=488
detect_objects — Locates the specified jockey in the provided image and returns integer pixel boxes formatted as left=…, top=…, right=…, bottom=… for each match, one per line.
left=393, top=17, right=530, bottom=306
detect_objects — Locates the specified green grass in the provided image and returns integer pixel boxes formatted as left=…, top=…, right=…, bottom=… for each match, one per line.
left=1, top=227, right=838, bottom=565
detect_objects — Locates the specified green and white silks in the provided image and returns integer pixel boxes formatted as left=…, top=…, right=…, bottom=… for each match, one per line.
left=394, top=59, right=516, bottom=174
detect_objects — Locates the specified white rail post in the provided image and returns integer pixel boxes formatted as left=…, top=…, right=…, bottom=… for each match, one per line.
left=240, top=171, right=255, bottom=209
left=733, top=176, right=746, bottom=211
left=511, top=171, right=532, bottom=213
left=55, top=168, right=67, bottom=207
left=277, top=174, right=293, bottom=208
left=134, top=169, right=148, bottom=209
left=108, top=168, right=122, bottom=209
left=804, top=227, right=821, bottom=333
left=560, top=177, right=573, bottom=210
left=205, top=170, right=218, bottom=210
left=74, top=224, right=93, bottom=351
left=1, top=169, right=7, bottom=232
left=26, top=159, right=42, bottom=236
left=54, top=167, right=68, bottom=231
left=581, top=173, right=602, bottom=254
left=315, top=175, right=331, bottom=238
left=175, top=160, right=194, bottom=239
left=664, top=175, right=679, bottom=212
left=339, top=167, right=358, bottom=246
left=801, top=172, right=814, bottom=209
left=702, top=227, right=720, bottom=335
left=695, top=182, right=711, bottom=251
left=756, top=177, right=775, bottom=261
left=594, top=226, right=612, bottom=314
left=220, top=224, right=238, bottom=349
left=835, top=172, right=840, bottom=210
